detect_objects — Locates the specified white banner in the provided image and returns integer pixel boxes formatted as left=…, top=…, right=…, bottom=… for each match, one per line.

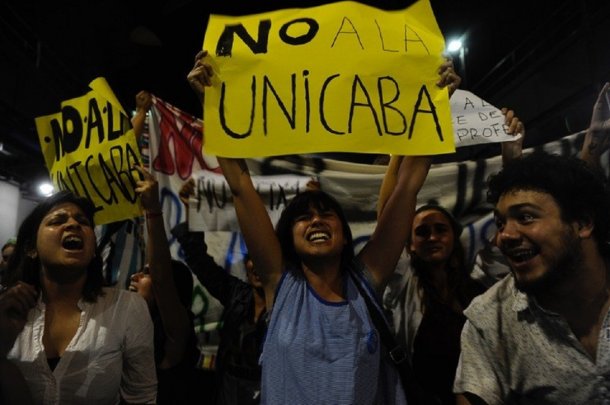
left=141, top=96, right=603, bottom=359
left=188, top=170, right=314, bottom=231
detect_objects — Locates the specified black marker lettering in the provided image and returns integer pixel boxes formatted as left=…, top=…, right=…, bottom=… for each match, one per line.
left=219, top=77, right=256, bottom=139
left=331, top=17, right=363, bottom=49
left=408, top=85, right=443, bottom=141
left=378, top=76, right=406, bottom=135
left=319, top=74, right=344, bottom=134
left=348, top=75, right=381, bottom=135
left=279, top=18, right=319, bottom=45
left=216, top=20, right=272, bottom=56
left=262, top=74, right=297, bottom=134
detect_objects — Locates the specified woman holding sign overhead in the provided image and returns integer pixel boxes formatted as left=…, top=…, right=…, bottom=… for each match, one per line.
left=189, top=51, right=461, bottom=403
left=1, top=191, right=157, bottom=404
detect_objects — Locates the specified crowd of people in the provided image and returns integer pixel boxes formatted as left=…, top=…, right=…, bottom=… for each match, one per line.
left=0, top=40, right=609, bottom=405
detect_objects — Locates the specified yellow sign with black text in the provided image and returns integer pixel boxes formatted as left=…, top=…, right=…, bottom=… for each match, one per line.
left=35, top=78, right=143, bottom=225
left=202, top=0, right=453, bottom=157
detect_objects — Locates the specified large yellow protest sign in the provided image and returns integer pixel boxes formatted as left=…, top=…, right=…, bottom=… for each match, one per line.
left=35, top=78, right=143, bottom=225
left=202, top=0, right=454, bottom=157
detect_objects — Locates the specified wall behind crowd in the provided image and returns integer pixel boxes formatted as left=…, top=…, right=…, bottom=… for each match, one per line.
left=0, top=181, right=37, bottom=246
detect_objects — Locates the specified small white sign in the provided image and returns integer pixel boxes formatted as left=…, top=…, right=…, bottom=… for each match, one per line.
left=451, top=89, right=521, bottom=148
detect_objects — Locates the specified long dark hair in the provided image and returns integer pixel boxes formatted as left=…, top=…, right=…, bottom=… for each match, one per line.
left=409, top=205, right=481, bottom=311
left=5, top=191, right=105, bottom=302
left=275, top=190, right=354, bottom=272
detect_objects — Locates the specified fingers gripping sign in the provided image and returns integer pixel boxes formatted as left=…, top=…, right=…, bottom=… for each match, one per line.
left=580, top=83, right=610, bottom=168
left=500, top=107, right=525, bottom=163
left=587, top=83, right=610, bottom=155
left=501, top=107, right=524, bottom=137
left=134, top=165, right=162, bottom=213
left=187, top=50, right=215, bottom=101
left=135, top=91, right=153, bottom=113
left=437, top=57, right=462, bottom=98
left=178, top=178, right=196, bottom=223
left=178, top=178, right=196, bottom=208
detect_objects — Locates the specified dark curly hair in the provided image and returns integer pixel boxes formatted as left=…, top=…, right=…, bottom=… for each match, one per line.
left=275, top=190, right=354, bottom=272
left=5, top=190, right=105, bottom=302
left=487, top=152, right=610, bottom=256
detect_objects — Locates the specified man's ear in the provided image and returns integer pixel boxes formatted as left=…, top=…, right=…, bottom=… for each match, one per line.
left=576, top=216, right=594, bottom=239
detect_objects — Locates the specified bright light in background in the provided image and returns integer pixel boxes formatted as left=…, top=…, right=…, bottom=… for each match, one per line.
left=447, top=39, right=463, bottom=53
left=38, top=182, right=54, bottom=197
left=446, top=37, right=467, bottom=87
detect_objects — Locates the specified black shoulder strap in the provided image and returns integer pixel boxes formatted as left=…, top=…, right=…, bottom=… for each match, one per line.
left=347, top=269, right=431, bottom=405
left=347, top=269, right=407, bottom=366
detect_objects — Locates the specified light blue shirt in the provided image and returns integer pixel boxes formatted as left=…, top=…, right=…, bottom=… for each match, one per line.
left=260, top=260, right=406, bottom=404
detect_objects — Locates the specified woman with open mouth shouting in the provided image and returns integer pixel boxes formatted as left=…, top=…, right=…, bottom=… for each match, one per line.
left=0, top=191, right=156, bottom=404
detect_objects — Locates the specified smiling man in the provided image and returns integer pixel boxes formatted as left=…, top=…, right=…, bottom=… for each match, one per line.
left=454, top=152, right=610, bottom=404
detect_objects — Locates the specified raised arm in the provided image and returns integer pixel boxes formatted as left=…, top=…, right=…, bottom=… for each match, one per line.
left=187, top=50, right=214, bottom=103
left=184, top=51, right=282, bottom=301
left=437, top=57, right=462, bottom=98
left=172, top=178, right=249, bottom=305
left=367, top=61, right=460, bottom=284
left=376, top=154, right=403, bottom=218
left=131, top=91, right=152, bottom=144
left=217, top=157, right=283, bottom=309
left=500, top=107, right=525, bottom=165
left=361, top=155, right=432, bottom=286
left=580, top=82, right=610, bottom=170
left=376, top=59, right=461, bottom=217
left=135, top=165, right=191, bottom=369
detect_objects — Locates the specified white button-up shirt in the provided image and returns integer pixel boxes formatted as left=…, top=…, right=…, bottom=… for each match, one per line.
left=8, top=287, right=157, bottom=404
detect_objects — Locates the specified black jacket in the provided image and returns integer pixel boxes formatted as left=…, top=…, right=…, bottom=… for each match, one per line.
left=172, top=223, right=265, bottom=404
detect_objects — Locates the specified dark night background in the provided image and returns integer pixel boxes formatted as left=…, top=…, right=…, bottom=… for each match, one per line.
left=1, top=0, right=609, bottom=197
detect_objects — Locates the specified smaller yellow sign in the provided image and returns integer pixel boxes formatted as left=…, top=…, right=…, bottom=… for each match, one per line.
left=35, top=78, right=143, bottom=225
left=202, top=0, right=454, bottom=157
